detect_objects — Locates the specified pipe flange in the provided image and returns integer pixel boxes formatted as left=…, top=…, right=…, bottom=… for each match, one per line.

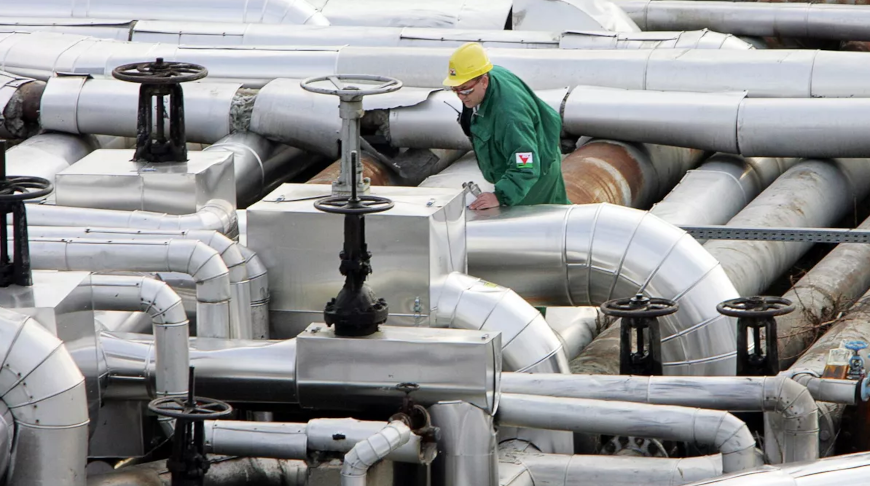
left=601, top=293, right=679, bottom=318
left=717, top=296, right=794, bottom=318
left=603, top=436, right=668, bottom=458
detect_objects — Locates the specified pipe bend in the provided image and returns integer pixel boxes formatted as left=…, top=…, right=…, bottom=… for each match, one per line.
left=340, top=421, right=411, bottom=486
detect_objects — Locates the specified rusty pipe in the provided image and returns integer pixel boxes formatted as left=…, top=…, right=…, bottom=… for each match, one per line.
left=306, top=151, right=396, bottom=186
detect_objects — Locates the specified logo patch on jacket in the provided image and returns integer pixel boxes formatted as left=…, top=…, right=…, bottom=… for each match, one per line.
left=516, top=152, right=534, bottom=168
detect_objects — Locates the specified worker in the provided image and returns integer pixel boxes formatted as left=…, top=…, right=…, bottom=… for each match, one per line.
left=444, top=42, right=570, bottom=210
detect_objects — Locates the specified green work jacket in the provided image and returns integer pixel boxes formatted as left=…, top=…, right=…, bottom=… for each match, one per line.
left=466, top=65, right=570, bottom=206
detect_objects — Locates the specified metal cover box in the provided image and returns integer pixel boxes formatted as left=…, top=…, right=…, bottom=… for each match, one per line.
left=246, top=184, right=466, bottom=338
left=55, top=149, right=236, bottom=213
left=296, top=324, right=500, bottom=414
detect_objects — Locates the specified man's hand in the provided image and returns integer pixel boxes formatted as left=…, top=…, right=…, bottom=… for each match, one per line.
left=470, top=192, right=500, bottom=210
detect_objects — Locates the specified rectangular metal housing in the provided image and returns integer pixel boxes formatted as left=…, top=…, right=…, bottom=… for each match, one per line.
left=246, top=184, right=466, bottom=338
left=55, top=149, right=236, bottom=213
left=296, top=324, right=500, bottom=414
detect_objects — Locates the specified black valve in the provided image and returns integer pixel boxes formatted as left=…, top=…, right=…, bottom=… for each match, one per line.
left=601, top=294, right=679, bottom=376
left=148, top=367, right=232, bottom=486
left=315, top=151, right=393, bottom=337
left=112, top=58, right=208, bottom=163
left=0, top=140, right=52, bottom=288
left=717, top=296, right=794, bottom=376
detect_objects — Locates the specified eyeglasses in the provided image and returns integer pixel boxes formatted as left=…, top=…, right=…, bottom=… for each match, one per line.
left=451, top=78, right=481, bottom=96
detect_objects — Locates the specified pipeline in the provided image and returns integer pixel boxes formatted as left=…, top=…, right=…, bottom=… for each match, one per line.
left=429, top=401, right=499, bottom=486
left=307, top=151, right=398, bottom=186
left=86, top=457, right=308, bottom=486
left=704, top=159, right=870, bottom=297
left=616, top=0, right=870, bottom=42
left=341, top=421, right=411, bottom=486
left=0, top=70, right=43, bottom=138
left=6, top=131, right=97, bottom=181
left=678, top=451, right=870, bottom=485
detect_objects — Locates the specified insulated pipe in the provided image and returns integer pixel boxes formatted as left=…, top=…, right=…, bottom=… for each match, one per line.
left=203, top=132, right=283, bottom=208
left=28, top=238, right=232, bottom=338
left=775, top=212, right=870, bottom=369
left=307, top=152, right=397, bottom=186
left=679, top=451, right=870, bottom=485
left=86, top=457, right=308, bottom=486
left=429, top=401, right=499, bottom=486
left=0, top=0, right=329, bottom=25
left=501, top=373, right=820, bottom=464
left=501, top=452, right=723, bottom=486
left=651, top=154, right=798, bottom=227
left=6, top=131, right=97, bottom=181
left=341, top=421, right=411, bottom=486
left=0, top=308, right=89, bottom=486
left=0, top=70, right=42, bottom=138
left=3, top=32, right=870, bottom=93
left=617, top=0, right=870, bottom=41
left=202, top=419, right=434, bottom=465
left=497, top=394, right=757, bottom=472
left=704, top=159, right=870, bottom=297
left=89, top=275, right=189, bottom=397
left=238, top=245, right=270, bottom=339
left=23, top=199, right=238, bottom=236
left=466, top=203, right=739, bottom=375
left=40, top=76, right=244, bottom=144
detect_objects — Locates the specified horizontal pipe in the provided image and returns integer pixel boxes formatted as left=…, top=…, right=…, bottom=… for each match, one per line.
left=618, top=0, right=870, bottom=41
left=6, top=132, right=97, bottom=181
left=497, top=394, right=757, bottom=472
left=675, top=451, right=870, bottom=485
left=86, top=457, right=308, bottom=486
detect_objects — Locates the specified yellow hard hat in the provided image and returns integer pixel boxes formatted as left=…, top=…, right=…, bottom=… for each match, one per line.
left=443, top=42, right=493, bottom=87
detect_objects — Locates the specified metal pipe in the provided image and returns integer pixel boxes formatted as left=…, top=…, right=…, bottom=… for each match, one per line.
left=0, top=309, right=89, bottom=486
left=341, top=421, right=411, bottom=486
left=29, top=238, right=232, bottom=338
left=0, top=70, right=43, bottom=138
left=86, top=457, right=308, bottom=486
left=501, top=373, right=821, bottom=464
left=6, top=131, right=97, bottom=181
left=0, top=0, right=328, bottom=25
left=307, top=151, right=396, bottom=186
left=617, top=0, right=870, bottom=41
left=466, top=203, right=739, bottom=375
left=3, top=32, right=870, bottom=92
left=238, top=245, right=270, bottom=339
left=203, top=132, right=291, bottom=208
left=429, top=401, right=498, bottom=486
left=677, top=451, right=870, bottom=485
left=24, top=199, right=238, bottom=236
left=498, top=393, right=757, bottom=472
left=100, top=333, right=298, bottom=404
left=775, top=212, right=870, bottom=369
left=501, top=452, right=723, bottom=486
left=704, top=159, right=870, bottom=297
left=543, top=307, right=601, bottom=360
left=651, top=154, right=799, bottom=227
left=89, top=275, right=189, bottom=397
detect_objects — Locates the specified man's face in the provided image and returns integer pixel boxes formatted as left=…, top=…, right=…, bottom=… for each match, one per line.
left=452, top=74, right=489, bottom=109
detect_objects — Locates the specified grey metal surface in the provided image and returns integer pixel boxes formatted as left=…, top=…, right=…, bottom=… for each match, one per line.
left=501, top=451, right=723, bottom=486
left=203, top=132, right=274, bottom=208
left=0, top=308, right=89, bottom=486
left=684, top=226, right=870, bottom=243
left=246, top=184, right=466, bottom=337
left=704, top=159, right=870, bottom=297
left=204, top=421, right=307, bottom=459
left=100, top=333, right=299, bottom=404
left=86, top=457, right=308, bottom=486
left=40, top=76, right=241, bottom=144
left=498, top=394, right=757, bottom=472
left=617, top=0, right=870, bottom=42
left=6, top=132, right=97, bottom=182
left=0, top=0, right=328, bottom=24
left=311, top=0, right=510, bottom=29
left=308, top=418, right=435, bottom=465
left=651, top=155, right=799, bottom=227
left=680, top=451, right=870, bottom=485
left=295, top=323, right=500, bottom=413
left=512, top=0, right=639, bottom=32
left=29, top=238, right=232, bottom=338
left=55, top=149, right=236, bottom=214
left=429, top=401, right=498, bottom=486
left=467, top=204, right=738, bottom=375
left=341, top=421, right=410, bottom=486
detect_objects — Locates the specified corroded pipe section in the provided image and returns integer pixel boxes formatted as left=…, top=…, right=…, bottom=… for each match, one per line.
left=306, top=151, right=396, bottom=186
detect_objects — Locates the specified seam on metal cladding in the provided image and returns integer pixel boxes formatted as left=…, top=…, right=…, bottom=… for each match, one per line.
left=127, top=20, right=138, bottom=41
left=670, top=259, right=720, bottom=303
left=641, top=45, right=656, bottom=90
left=807, top=50, right=818, bottom=98
left=608, top=212, right=647, bottom=302
left=0, top=315, right=27, bottom=372
left=515, top=345, right=567, bottom=373
left=54, top=36, right=90, bottom=76
left=562, top=206, right=576, bottom=307
left=715, top=167, right=751, bottom=206
left=211, top=142, right=266, bottom=192
left=585, top=205, right=603, bottom=305
left=636, top=231, right=687, bottom=296
left=0, top=342, right=64, bottom=401
left=801, top=6, right=811, bottom=40
left=11, top=375, right=85, bottom=408
left=559, top=88, right=572, bottom=120
left=661, top=314, right=716, bottom=343
left=664, top=350, right=737, bottom=366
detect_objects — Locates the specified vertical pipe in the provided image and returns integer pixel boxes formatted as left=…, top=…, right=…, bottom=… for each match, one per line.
left=429, top=402, right=499, bottom=486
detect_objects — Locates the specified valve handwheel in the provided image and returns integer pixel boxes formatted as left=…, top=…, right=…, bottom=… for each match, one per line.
left=314, top=195, right=394, bottom=215
left=601, top=294, right=679, bottom=318
left=112, top=58, right=208, bottom=85
left=300, top=74, right=403, bottom=99
left=0, top=175, right=52, bottom=201
left=717, top=296, right=794, bottom=318
left=148, top=395, right=232, bottom=421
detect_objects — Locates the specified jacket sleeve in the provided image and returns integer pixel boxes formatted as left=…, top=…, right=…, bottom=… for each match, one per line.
left=492, top=107, right=541, bottom=206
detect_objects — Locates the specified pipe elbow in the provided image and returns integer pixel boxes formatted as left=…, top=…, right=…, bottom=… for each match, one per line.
left=694, top=410, right=757, bottom=472
left=341, top=421, right=411, bottom=482
left=137, top=277, right=188, bottom=326
left=195, top=199, right=238, bottom=236
left=168, top=240, right=231, bottom=302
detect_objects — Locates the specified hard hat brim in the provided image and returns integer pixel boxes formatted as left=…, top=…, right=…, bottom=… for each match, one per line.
left=442, top=63, right=494, bottom=88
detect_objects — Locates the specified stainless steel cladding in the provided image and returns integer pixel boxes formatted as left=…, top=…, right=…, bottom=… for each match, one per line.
left=246, top=184, right=466, bottom=337
left=295, top=324, right=500, bottom=413
left=679, top=451, right=870, bottom=486
left=55, top=149, right=236, bottom=214
left=466, top=204, right=738, bottom=375
left=429, top=401, right=499, bottom=486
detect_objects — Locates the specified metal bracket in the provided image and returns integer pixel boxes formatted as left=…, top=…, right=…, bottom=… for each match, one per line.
left=680, top=225, right=870, bottom=244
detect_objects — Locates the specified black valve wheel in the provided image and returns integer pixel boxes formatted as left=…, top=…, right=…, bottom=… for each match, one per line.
left=601, top=294, right=679, bottom=318
left=112, top=58, right=208, bottom=85
left=717, top=296, right=794, bottom=318
left=314, top=195, right=395, bottom=215
left=148, top=395, right=232, bottom=421
left=0, top=175, right=52, bottom=201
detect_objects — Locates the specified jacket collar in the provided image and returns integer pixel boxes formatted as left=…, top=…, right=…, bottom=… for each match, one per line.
left=476, top=70, right=498, bottom=119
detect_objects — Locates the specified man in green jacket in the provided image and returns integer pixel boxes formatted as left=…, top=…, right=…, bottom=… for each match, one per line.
left=444, top=42, right=570, bottom=210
